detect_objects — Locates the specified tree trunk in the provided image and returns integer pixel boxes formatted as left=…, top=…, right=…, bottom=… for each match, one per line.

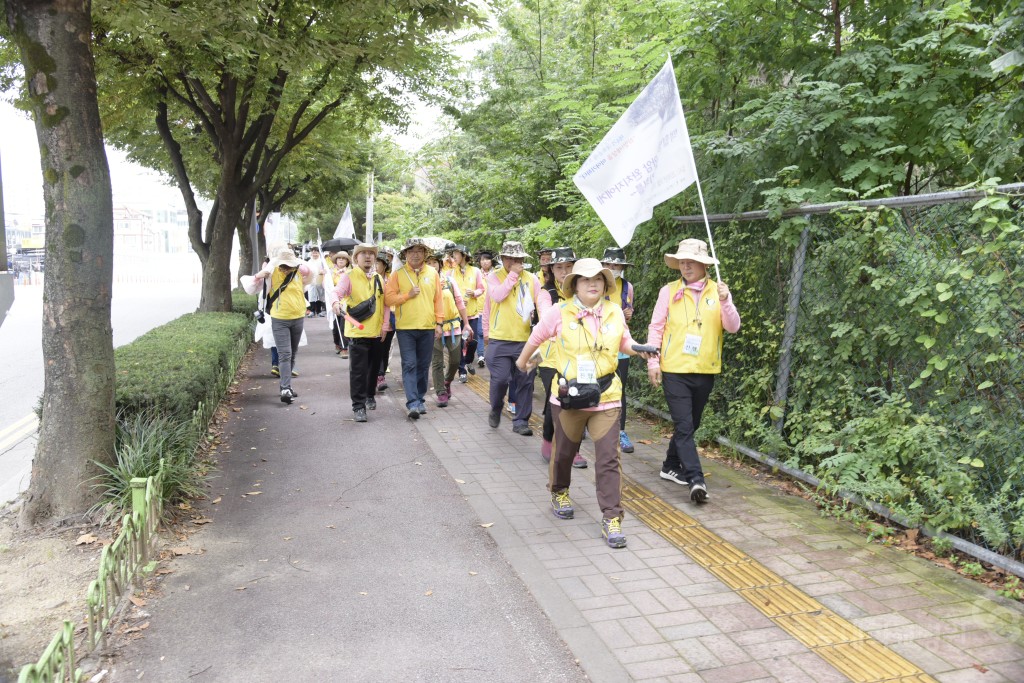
left=236, top=201, right=255, bottom=284
left=7, top=0, right=116, bottom=525
left=198, top=196, right=243, bottom=312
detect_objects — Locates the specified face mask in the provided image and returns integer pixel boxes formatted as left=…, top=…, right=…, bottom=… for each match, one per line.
left=614, top=270, right=623, bottom=279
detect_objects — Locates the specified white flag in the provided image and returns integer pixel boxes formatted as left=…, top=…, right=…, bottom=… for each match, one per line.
left=333, top=203, right=355, bottom=239
left=365, top=171, right=375, bottom=244
left=573, top=57, right=697, bottom=247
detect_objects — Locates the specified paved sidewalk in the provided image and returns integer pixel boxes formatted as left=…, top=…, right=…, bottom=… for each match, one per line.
left=109, top=324, right=1024, bottom=682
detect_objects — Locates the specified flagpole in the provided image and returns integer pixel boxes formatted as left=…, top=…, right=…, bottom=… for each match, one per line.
left=691, top=171, right=721, bottom=282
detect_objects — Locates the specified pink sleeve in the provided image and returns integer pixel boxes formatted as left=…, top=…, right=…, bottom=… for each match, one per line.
left=537, top=289, right=553, bottom=317
left=619, top=314, right=638, bottom=354
left=646, top=285, right=671, bottom=369
left=474, top=269, right=485, bottom=295
left=528, top=305, right=562, bottom=346
left=329, top=273, right=352, bottom=306
left=532, top=275, right=541, bottom=302
left=482, top=294, right=490, bottom=337
left=450, top=279, right=467, bottom=313
left=487, top=271, right=518, bottom=303
left=721, top=297, right=741, bottom=333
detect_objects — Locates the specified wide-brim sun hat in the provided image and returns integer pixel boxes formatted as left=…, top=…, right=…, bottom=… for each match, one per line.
left=268, top=247, right=302, bottom=271
left=399, top=237, right=430, bottom=259
left=332, top=251, right=351, bottom=265
left=665, top=238, right=719, bottom=268
left=549, top=246, right=577, bottom=264
left=561, top=258, right=615, bottom=298
left=477, top=248, right=495, bottom=261
left=600, top=246, right=633, bottom=266
left=499, top=240, right=531, bottom=260
left=448, top=243, right=471, bottom=258
left=351, top=243, right=379, bottom=260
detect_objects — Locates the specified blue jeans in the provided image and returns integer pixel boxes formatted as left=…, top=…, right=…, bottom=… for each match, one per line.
left=271, top=346, right=279, bottom=368
left=397, top=329, right=434, bottom=409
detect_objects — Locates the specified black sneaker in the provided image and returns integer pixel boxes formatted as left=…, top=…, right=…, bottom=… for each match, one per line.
left=458, top=371, right=468, bottom=383
left=366, top=398, right=376, bottom=411
left=477, top=357, right=485, bottom=368
left=689, top=482, right=708, bottom=504
left=280, top=389, right=295, bottom=404
left=512, top=424, right=533, bottom=437
left=488, top=410, right=500, bottom=428
left=354, top=408, right=368, bottom=423
left=659, top=468, right=688, bottom=486
left=467, top=366, right=476, bottom=375
left=408, top=408, right=420, bottom=420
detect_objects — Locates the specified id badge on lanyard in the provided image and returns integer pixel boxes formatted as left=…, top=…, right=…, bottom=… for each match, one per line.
left=576, top=358, right=597, bottom=384
left=683, top=334, right=703, bottom=356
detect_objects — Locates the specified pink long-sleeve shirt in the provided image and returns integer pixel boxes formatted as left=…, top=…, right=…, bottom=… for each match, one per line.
left=482, top=269, right=542, bottom=338
left=329, top=267, right=391, bottom=333
left=528, top=302, right=637, bottom=411
left=646, top=279, right=740, bottom=370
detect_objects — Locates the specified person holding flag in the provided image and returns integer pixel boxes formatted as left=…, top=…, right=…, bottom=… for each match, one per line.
left=600, top=247, right=637, bottom=454
left=646, top=239, right=740, bottom=503
left=329, top=243, right=387, bottom=422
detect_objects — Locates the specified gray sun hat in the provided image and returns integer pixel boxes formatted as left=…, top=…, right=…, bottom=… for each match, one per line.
left=665, top=238, right=719, bottom=268
left=549, top=246, right=578, bottom=264
left=499, top=241, right=531, bottom=259
left=399, top=237, right=430, bottom=260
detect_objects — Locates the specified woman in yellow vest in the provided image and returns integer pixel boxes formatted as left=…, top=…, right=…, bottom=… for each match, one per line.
left=448, top=244, right=485, bottom=383
left=329, top=243, right=388, bottom=423
left=426, top=251, right=470, bottom=407
left=647, top=239, right=741, bottom=503
left=253, top=247, right=313, bottom=404
left=516, top=258, right=658, bottom=549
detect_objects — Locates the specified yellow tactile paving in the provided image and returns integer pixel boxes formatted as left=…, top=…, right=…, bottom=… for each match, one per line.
left=460, top=373, right=938, bottom=682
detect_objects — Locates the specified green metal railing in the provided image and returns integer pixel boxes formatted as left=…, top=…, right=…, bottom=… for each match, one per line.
left=18, top=466, right=163, bottom=683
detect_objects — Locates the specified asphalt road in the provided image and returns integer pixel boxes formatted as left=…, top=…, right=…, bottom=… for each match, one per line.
left=0, top=279, right=201, bottom=504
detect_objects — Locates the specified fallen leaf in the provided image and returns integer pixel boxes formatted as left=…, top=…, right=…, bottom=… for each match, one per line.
left=75, top=533, right=99, bottom=546
left=211, top=497, right=222, bottom=504
left=424, top=590, right=433, bottom=596
left=169, top=547, right=195, bottom=556
left=326, top=525, right=336, bottom=529
left=129, top=596, right=147, bottom=607
left=414, top=462, right=422, bottom=466
left=972, top=664, right=988, bottom=673
left=231, top=407, right=242, bottom=412
left=468, top=571, right=478, bottom=576
left=637, top=439, right=653, bottom=445
left=183, top=585, right=190, bottom=591
left=258, top=428, right=267, bottom=432
left=235, top=586, right=247, bottom=591
left=156, top=568, right=174, bottom=575
left=905, top=528, right=920, bottom=544
left=283, top=536, right=293, bottom=541
left=250, top=447, right=257, bottom=450
left=359, top=591, right=368, bottom=596
left=480, top=523, right=494, bottom=528
left=245, top=491, right=262, bottom=496
left=192, top=518, right=213, bottom=525
left=299, top=405, right=309, bottom=410
left=124, top=622, right=150, bottom=634
left=438, top=429, right=448, bottom=433
left=455, top=479, right=466, bottom=484
left=610, top=576, right=620, bottom=581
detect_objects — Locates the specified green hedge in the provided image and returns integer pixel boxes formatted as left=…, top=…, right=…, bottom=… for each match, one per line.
left=115, top=295, right=254, bottom=421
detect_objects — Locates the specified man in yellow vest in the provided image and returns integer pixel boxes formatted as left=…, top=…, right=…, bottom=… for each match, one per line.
left=647, top=239, right=741, bottom=503
left=483, top=240, right=541, bottom=436
left=384, top=238, right=444, bottom=420
left=329, top=243, right=388, bottom=423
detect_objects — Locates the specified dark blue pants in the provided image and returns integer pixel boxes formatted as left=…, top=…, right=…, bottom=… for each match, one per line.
left=486, top=339, right=535, bottom=428
left=397, top=329, right=434, bottom=409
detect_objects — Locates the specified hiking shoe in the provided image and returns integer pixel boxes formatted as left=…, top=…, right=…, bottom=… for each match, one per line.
left=551, top=490, right=575, bottom=519
left=335, top=344, right=342, bottom=354
left=444, top=380, right=452, bottom=395
left=619, top=430, right=634, bottom=453
left=513, top=424, right=533, bottom=436
left=271, top=365, right=280, bottom=377
left=376, top=376, right=388, bottom=391
left=417, top=404, right=427, bottom=415
left=659, top=468, right=688, bottom=486
left=280, top=389, right=295, bottom=405
left=354, top=408, right=368, bottom=423
left=477, top=356, right=485, bottom=368
left=340, top=351, right=348, bottom=359
left=437, top=392, right=449, bottom=408
left=467, top=365, right=476, bottom=375
left=572, top=453, right=588, bottom=469
left=291, top=369, right=299, bottom=377
left=458, top=371, right=468, bottom=383
left=366, top=398, right=376, bottom=411
left=602, top=517, right=627, bottom=548
left=488, top=410, right=500, bottom=428
left=689, top=482, right=708, bottom=504
left=408, top=408, right=420, bottom=420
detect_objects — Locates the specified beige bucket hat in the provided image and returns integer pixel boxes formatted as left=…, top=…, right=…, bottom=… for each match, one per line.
left=399, top=237, right=430, bottom=260
left=498, top=241, right=531, bottom=259
left=560, top=258, right=615, bottom=298
left=267, top=246, right=302, bottom=271
left=664, top=238, right=719, bottom=269
left=351, top=243, right=379, bottom=260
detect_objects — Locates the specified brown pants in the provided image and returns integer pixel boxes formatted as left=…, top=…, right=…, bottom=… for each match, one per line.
left=549, top=404, right=623, bottom=520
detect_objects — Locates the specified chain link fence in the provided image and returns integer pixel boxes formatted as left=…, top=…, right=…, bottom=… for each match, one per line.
left=662, top=183, right=1024, bottom=563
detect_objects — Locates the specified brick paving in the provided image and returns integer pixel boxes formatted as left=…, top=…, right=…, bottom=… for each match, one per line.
left=418, top=372, right=1024, bottom=683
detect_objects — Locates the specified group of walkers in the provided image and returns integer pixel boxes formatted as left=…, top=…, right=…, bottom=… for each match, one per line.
left=245, top=234, right=740, bottom=550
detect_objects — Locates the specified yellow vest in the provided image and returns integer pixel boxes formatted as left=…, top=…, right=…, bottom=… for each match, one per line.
left=344, top=270, right=385, bottom=337
left=394, top=264, right=439, bottom=330
left=660, top=279, right=724, bottom=374
left=269, top=268, right=306, bottom=320
left=451, top=265, right=482, bottom=317
left=552, top=302, right=623, bottom=404
left=439, top=275, right=462, bottom=335
left=488, top=269, right=539, bottom=342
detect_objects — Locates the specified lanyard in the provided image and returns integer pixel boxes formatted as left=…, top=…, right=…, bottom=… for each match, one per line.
left=679, top=278, right=707, bottom=329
